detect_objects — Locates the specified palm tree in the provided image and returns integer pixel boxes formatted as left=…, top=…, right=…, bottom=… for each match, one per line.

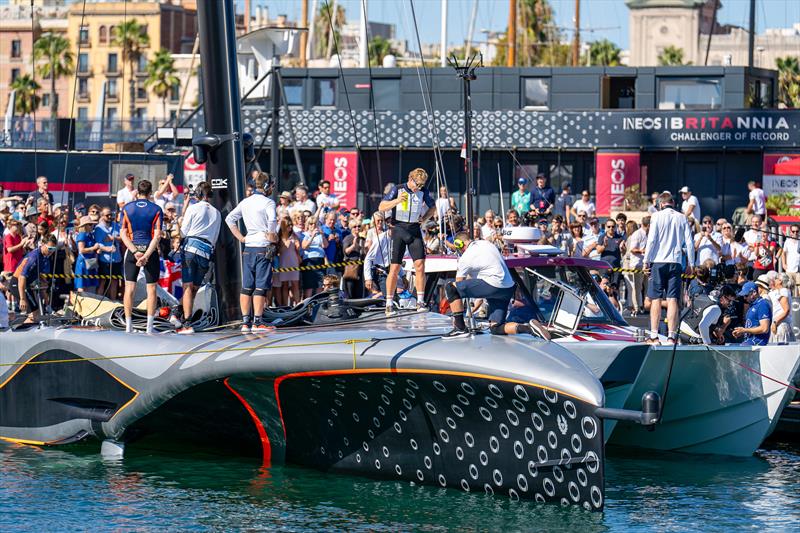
left=776, top=56, right=800, bottom=108
left=145, top=48, right=180, bottom=119
left=33, top=33, right=73, bottom=118
left=589, top=39, right=622, bottom=67
left=368, top=36, right=396, bottom=66
left=313, top=3, right=346, bottom=60
left=10, top=74, right=42, bottom=116
left=658, top=46, right=689, bottom=66
left=112, top=19, right=151, bottom=119
left=492, top=0, right=554, bottom=66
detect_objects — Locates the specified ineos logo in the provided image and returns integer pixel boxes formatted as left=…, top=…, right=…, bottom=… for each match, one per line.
left=211, top=178, right=228, bottom=189
left=332, top=156, right=348, bottom=193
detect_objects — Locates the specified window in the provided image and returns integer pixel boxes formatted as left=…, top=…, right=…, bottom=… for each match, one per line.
left=10, top=68, right=20, bottom=83
left=106, top=107, right=118, bottom=123
left=42, top=94, right=58, bottom=107
left=170, top=82, right=180, bottom=102
left=77, top=107, right=88, bottom=120
left=79, top=26, right=89, bottom=45
left=107, top=53, right=118, bottom=73
left=135, top=108, right=147, bottom=122
left=99, top=26, right=107, bottom=44
left=658, top=77, right=722, bottom=110
left=282, top=78, right=304, bottom=106
left=77, top=53, right=89, bottom=73
left=11, top=40, right=21, bottom=59
left=372, top=78, right=400, bottom=110
left=107, top=79, right=118, bottom=98
left=522, top=77, right=549, bottom=109
left=169, top=110, right=177, bottom=121
left=601, top=76, right=636, bottom=109
left=748, top=78, right=772, bottom=109
left=136, top=83, right=148, bottom=100
left=137, top=54, right=148, bottom=73
left=313, top=78, right=336, bottom=107
left=78, top=77, right=89, bottom=97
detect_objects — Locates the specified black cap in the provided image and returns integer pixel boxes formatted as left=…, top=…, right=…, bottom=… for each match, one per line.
left=719, top=284, right=737, bottom=298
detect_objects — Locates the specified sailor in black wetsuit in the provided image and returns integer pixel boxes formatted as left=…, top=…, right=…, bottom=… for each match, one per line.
left=378, top=168, right=436, bottom=315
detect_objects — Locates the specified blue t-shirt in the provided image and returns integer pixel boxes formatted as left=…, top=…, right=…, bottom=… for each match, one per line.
left=94, top=222, right=122, bottom=263
left=321, top=225, right=341, bottom=262
left=76, top=231, right=97, bottom=258
left=742, top=296, right=771, bottom=346
left=122, top=199, right=163, bottom=247
left=15, top=247, right=51, bottom=282
left=302, top=232, right=326, bottom=260
left=383, top=184, right=435, bottom=224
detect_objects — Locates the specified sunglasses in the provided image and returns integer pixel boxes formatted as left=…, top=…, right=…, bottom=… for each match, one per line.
left=606, top=225, right=616, bottom=229
left=723, top=226, right=732, bottom=229
left=578, top=214, right=586, bottom=218
left=791, top=230, right=799, bottom=234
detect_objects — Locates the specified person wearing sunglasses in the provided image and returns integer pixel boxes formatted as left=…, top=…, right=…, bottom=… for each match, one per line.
left=721, top=223, right=742, bottom=266
left=12, top=234, right=57, bottom=323
left=781, top=224, right=800, bottom=297
left=571, top=190, right=596, bottom=221
left=694, top=215, right=724, bottom=266
left=596, top=219, right=626, bottom=287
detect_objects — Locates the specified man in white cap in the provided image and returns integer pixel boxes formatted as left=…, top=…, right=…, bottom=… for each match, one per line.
left=679, top=186, right=701, bottom=222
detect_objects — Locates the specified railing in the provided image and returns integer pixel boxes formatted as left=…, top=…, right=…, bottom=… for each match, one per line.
left=1, top=118, right=180, bottom=151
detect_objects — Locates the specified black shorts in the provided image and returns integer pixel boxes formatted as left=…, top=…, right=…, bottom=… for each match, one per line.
left=391, top=223, right=425, bottom=264
left=98, top=260, right=124, bottom=278
left=124, top=249, right=160, bottom=283
left=10, top=278, right=41, bottom=313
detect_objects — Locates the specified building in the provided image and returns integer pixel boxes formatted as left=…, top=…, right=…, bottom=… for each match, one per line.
left=210, top=65, right=794, bottom=220
left=628, top=0, right=800, bottom=69
left=65, top=0, right=197, bottom=124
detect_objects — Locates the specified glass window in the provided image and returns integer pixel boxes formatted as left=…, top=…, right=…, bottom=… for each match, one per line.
left=99, top=26, right=107, bottom=44
left=658, top=77, right=722, bottom=110
left=42, top=93, right=50, bottom=107
left=11, top=40, right=21, bottom=59
left=106, top=107, right=117, bottom=123
left=78, top=77, right=89, bottom=97
left=77, top=107, right=88, bottom=120
left=107, top=53, right=118, bottom=73
left=77, top=53, right=89, bottom=73
left=313, top=78, right=336, bottom=107
left=107, top=79, right=118, bottom=98
left=170, top=82, right=180, bottom=102
left=137, top=55, right=148, bottom=72
left=10, top=68, right=20, bottom=83
left=372, top=78, right=400, bottom=110
left=522, top=77, right=549, bottom=109
left=135, top=108, right=147, bottom=119
left=79, top=26, right=89, bottom=45
left=748, top=78, right=772, bottom=109
left=137, top=83, right=147, bottom=100
left=282, top=78, right=304, bottom=106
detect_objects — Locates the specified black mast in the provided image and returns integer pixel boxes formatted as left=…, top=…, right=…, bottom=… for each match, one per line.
left=449, top=53, right=481, bottom=233
left=195, top=0, right=245, bottom=321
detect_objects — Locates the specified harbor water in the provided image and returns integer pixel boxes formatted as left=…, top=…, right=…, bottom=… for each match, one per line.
left=2, top=441, right=798, bottom=531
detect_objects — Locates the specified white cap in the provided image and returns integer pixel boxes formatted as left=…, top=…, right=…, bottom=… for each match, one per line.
left=679, top=186, right=690, bottom=193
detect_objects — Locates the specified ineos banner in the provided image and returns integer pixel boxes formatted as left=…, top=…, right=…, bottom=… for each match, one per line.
left=323, top=150, right=358, bottom=209
left=595, top=152, right=640, bottom=217
left=763, top=153, right=800, bottom=208
left=183, top=153, right=207, bottom=190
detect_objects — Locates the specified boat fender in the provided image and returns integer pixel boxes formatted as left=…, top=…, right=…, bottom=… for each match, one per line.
left=100, top=439, right=125, bottom=459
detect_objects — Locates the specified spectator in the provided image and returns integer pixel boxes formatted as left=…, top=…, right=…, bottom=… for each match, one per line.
left=550, top=215, right=572, bottom=254
left=615, top=213, right=628, bottom=239
left=321, top=211, right=342, bottom=266
left=36, top=198, right=54, bottom=230
left=13, top=203, right=26, bottom=222
left=583, top=218, right=602, bottom=259
left=290, top=185, right=316, bottom=216
left=363, top=214, right=392, bottom=297
left=529, top=174, right=555, bottom=219
left=275, top=217, right=302, bottom=306
left=341, top=218, right=366, bottom=299
left=694, top=216, right=723, bottom=266
left=599, top=275, right=621, bottom=310
left=154, top=174, right=178, bottom=210
left=435, top=186, right=456, bottom=223
left=569, top=223, right=584, bottom=257
left=0, top=184, right=24, bottom=206
left=74, top=216, right=101, bottom=294
left=647, top=192, right=659, bottom=214
left=95, top=207, right=122, bottom=300
left=644, top=192, right=695, bottom=344
left=535, top=219, right=551, bottom=244
left=505, top=209, right=521, bottom=228
left=688, top=265, right=714, bottom=299
left=575, top=211, right=590, bottom=232
left=3, top=221, right=27, bottom=309
left=721, top=221, right=743, bottom=265
left=626, top=216, right=649, bottom=316
left=291, top=210, right=306, bottom=236
left=746, top=180, right=767, bottom=218
left=781, top=223, right=800, bottom=296
left=511, top=178, right=530, bottom=217
left=732, top=280, right=771, bottom=346
left=751, top=229, right=779, bottom=278
left=28, top=176, right=51, bottom=207
left=116, top=173, right=136, bottom=210
left=742, top=214, right=763, bottom=267
left=769, top=273, right=795, bottom=343
left=597, top=218, right=626, bottom=285
left=34, top=221, right=50, bottom=248
left=316, top=180, right=340, bottom=221
left=87, top=204, right=101, bottom=222
left=481, top=210, right=496, bottom=239
left=571, top=190, right=596, bottom=220
left=276, top=191, right=292, bottom=220
left=679, top=186, right=701, bottom=221
left=300, top=218, right=328, bottom=298
left=555, top=182, right=574, bottom=222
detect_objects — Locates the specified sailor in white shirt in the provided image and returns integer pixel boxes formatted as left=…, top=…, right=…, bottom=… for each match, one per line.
left=315, top=180, right=340, bottom=221
left=747, top=180, right=767, bottom=217
left=174, top=181, right=221, bottom=334
left=225, top=172, right=278, bottom=334
left=679, top=186, right=701, bottom=222
left=782, top=223, right=800, bottom=296
left=116, top=173, right=136, bottom=209
left=644, top=192, right=695, bottom=344
left=442, top=232, right=550, bottom=340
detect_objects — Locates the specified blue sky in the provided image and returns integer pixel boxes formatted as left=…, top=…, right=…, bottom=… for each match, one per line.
left=251, top=0, right=800, bottom=50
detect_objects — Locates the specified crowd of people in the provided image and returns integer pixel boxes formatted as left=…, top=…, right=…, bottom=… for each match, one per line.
left=1, top=168, right=797, bottom=343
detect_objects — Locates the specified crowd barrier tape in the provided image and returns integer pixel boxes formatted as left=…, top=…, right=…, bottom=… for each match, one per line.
left=39, top=259, right=366, bottom=280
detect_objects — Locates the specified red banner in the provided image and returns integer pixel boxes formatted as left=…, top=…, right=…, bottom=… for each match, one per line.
left=763, top=153, right=800, bottom=209
left=323, top=150, right=358, bottom=210
left=595, top=152, right=640, bottom=217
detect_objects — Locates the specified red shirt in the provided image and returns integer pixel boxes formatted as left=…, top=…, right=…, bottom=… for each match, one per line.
left=3, top=233, right=23, bottom=273
left=37, top=214, right=55, bottom=230
left=753, top=240, right=778, bottom=271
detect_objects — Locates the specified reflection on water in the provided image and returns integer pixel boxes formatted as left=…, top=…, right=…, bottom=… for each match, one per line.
left=1, top=441, right=799, bottom=531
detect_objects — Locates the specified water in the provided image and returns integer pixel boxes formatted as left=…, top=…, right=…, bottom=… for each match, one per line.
left=2, top=441, right=799, bottom=531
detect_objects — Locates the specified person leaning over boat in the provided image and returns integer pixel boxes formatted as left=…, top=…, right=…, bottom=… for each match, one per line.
left=12, top=234, right=57, bottom=323
left=121, top=180, right=164, bottom=334
left=225, top=172, right=278, bottom=334
left=643, top=192, right=695, bottom=345
left=378, top=168, right=436, bottom=316
left=173, top=181, right=221, bottom=334
left=712, top=284, right=744, bottom=344
left=732, top=280, right=772, bottom=346
left=441, top=231, right=550, bottom=340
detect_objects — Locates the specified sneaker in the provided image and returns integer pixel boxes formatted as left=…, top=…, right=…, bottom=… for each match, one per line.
left=528, top=320, right=551, bottom=340
left=644, top=337, right=661, bottom=346
left=177, top=325, right=195, bottom=335
left=416, top=301, right=429, bottom=312
left=241, top=324, right=252, bottom=334
left=385, top=302, right=398, bottom=317
left=441, top=328, right=470, bottom=340
left=252, top=323, right=275, bottom=333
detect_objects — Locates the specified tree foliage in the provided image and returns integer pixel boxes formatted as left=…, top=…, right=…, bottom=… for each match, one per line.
left=368, top=36, right=397, bottom=67
left=313, top=3, right=346, bottom=60
left=145, top=48, right=180, bottom=119
left=112, top=19, right=151, bottom=118
left=33, top=33, right=73, bottom=118
left=776, top=56, right=800, bottom=108
left=10, top=74, right=41, bottom=116
left=588, top=39, right=622, bottom=67
left=657, top=46, right=690, bottom=66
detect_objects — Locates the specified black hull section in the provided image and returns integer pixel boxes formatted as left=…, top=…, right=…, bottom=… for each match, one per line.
left=276, top=371, right=605, bottom=511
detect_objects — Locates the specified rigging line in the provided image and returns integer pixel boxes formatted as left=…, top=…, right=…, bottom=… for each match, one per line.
left=322, top=0, right=373, bottom=206
left=28, top=0, right=38, bottom=180
left=705, top=345, right=800, bottom=394
left=360, top=0, right=385, bottom=195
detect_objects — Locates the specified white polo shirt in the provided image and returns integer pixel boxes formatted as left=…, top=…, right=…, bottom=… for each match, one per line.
left=225, top=192, right=277, bottom=247
left=456, top=240, right=514, bottom=289
left=644, top=206, right=695, bottom=266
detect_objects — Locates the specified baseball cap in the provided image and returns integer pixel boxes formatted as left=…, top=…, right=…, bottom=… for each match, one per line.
left=124, top=173, right=135, bottom=180
left=679, top=186, right=690, bottom=193
left=737, top=281, right=757, bottom=297
left=53, top=202, right=62, bottom=210
left=517, top=177, right=527, bottom=185
left=562, top=182, right=571, bottom=190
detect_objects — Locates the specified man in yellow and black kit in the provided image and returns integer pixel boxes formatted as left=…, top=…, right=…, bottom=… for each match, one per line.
left=378, top=168, right=436, bottom=316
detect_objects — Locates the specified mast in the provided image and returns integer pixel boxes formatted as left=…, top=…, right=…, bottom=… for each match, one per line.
left=440, top=0, right=448, bottom=67
left=506, top=0, right=516, bottom=67
left=359, top=0, right=368, bottom=68
left=300, top=0, right=309, bottom=66
left=464, top=0, right=479, bottom=59
left=270, top=63, right=281, bottom=190
left=571, top=0, right=580, bottom=67
left=449, top=54, right=480, bottom=234
left=747, top=0, right=755, bottom=68
left=195, top=0, right=246, bottom=321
